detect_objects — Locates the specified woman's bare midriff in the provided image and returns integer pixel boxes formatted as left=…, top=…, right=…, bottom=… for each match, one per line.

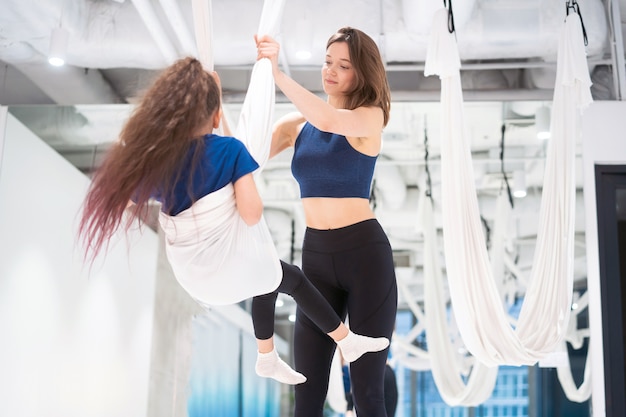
left=301, top=197, right=375, bottom=230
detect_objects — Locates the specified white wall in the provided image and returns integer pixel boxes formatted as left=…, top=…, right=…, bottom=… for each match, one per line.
left=582, top=100, right=626, bottom=417
left=146, top=228, right=288, bottom=417
left=0, top=107, right=5, bottom=173
left=0, top=111, right=159, bottom=417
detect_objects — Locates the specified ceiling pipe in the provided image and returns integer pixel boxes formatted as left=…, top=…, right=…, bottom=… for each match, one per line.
left=130, top=0, right=179, bottom=63
left=157, top=0, right=198, bottom=57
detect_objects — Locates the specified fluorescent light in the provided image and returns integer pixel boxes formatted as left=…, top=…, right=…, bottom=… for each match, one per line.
left=48, top=27, right=69, bottom=66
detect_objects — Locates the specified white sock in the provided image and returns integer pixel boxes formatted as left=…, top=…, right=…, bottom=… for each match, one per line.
left=255, top=348, right=307, bottom=385
left=337, top=330, right=389, bottom=363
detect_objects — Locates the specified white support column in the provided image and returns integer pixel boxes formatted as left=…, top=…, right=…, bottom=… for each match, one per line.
left=609, top=0, right=626, bottom=100
left=582, top=101, right=626, bottom=417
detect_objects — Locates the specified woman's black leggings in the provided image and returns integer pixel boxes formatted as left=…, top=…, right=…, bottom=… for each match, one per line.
left=251, top=261, right=342, bottom=340
left=294, top=219, right=398, bottom=417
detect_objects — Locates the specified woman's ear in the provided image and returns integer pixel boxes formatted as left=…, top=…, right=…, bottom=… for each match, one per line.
left=212, top=109, right=222, bottom=129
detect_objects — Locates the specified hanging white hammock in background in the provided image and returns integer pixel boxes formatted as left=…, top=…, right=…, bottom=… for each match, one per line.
left=392, top=184, right=592, bottom=407
left=424, top=7, right=592, bottom=366
left=158, top=0, right=285, bottom=306
left=556, top=291, right=592, bottom=402
left=424, top=187, right=590, bottom=405
left=422, top=195, right=499, bottom=406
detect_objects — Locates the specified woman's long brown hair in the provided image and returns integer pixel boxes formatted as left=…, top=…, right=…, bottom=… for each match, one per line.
left=78, top=57, right=221, bottom=262
left=327, top=27, right=391, bottom=127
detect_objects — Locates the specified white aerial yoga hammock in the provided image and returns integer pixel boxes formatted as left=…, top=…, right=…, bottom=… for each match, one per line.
left=389, top=191, right=498, bottom=407
left=421, top=195, right=499, bottom=406
left=397, top=159, right=591, bottom=407
left=424, top=7, right=592, bottom=366
left=556, top=291, right=592, bottom=403
left=158, top=0, right=286, bottom=306
left=326, top=349, right=349, bottom=414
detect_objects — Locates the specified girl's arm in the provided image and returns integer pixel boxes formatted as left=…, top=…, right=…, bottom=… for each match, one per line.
left=255, top=35, right=382, bottom=138
left=233, top=173, right=263, bottom=225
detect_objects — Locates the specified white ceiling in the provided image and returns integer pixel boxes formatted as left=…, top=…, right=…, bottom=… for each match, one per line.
left=1, top=0, right=624, bottom=313
left=1, top=0, right=623, bottom=104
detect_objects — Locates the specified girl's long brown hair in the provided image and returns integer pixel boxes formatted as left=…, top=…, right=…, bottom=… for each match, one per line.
left=327, top=27, right=391, bottom=127
left=78, top=56, right=221, bottom=261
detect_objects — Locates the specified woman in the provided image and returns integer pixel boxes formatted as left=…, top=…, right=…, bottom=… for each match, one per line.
left=78, top=57, right=389, bottom=387
left=256, top=27, right=398, bottom=415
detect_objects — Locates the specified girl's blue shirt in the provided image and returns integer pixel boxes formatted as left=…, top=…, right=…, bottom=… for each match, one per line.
left=163, top=134, right=259, bottom=215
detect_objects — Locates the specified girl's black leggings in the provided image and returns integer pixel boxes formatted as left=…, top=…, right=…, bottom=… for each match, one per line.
left=294, top=219, right=398, bottom=417
left=251, top=261, right=342, bottom=340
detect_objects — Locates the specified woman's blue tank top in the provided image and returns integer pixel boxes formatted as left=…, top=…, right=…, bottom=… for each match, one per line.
left=291, top=122, right=377, bottom=198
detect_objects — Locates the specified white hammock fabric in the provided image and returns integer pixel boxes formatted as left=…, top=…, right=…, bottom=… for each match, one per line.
left=422, top=196, right=499, bottom=406
left=326, top=350, right=349, bottom=414
left=158, top=0, right=286, bottom=306
left=557, top=291, right=592, bottom=402
left=425, top=8, right=592, bottom=366
left=556, top=340, right=592, bottom=403
left=390, top=193, right=523, bottom=406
